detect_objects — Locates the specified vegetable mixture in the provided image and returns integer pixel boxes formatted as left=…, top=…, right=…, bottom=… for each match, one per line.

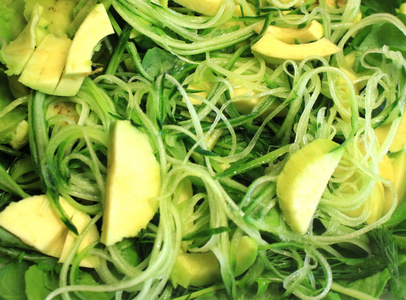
left=1, top=0, right=406, bottom=299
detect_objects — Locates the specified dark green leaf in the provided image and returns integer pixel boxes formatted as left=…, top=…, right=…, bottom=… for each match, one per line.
left=361, top=0, right=402, bottom=15
left=141, top=47, right=179, bottom=79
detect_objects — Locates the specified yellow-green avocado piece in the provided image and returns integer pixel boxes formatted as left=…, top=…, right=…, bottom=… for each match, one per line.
left=59, top=209, right=100, bottom=268
left=254, top=20, right=324, bottom=44
left=0, top=194, right=99, bottom=267
left=389, top=150, right=406, bottom=203
left=170, top=236, right=258, bottom=288
left=24, top=0, right=78, bottom=38
left=375, top=106, right=406, bottom=153
left=252, top=33, right=340, bottom=63
left=101, top=120, right=161, bottom=246
left=276, top=139, right=344, bottom=234
left=18, top=33, right=72, bottom=94
left=53, top=3, right=114, bottom=96
left=63, top=3, right=114, bottom=76
left=0, top=4, right=43, bottom=76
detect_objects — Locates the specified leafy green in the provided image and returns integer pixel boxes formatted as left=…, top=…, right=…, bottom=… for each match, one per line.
left=25, top=265, right=60, bottom=300
left=0, top=227, right=33, bottom=250
left=361, top=0, right=402, bottom=15
left=339, top=268, right=391, bottom=299
left=116, top=238, right=140, bottom=267
left=141, top=47, right=181, bottom=79
left=72, top=271, right=112, bottom=300
left=0, top=260, right=29, bottom=300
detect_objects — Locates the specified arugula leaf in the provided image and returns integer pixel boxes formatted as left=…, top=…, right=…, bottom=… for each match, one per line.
left=141, top=47, right=180, bottom=79
left=361, top=0, right=402, bottom=15
left=116, top=238, right=140, bottom=267
left=339, top=268, right=391, bottom=299
left=25, top=265, right=60, bottom=300
left=356, top=23, right=406, bottom=55
left=0, top=260, right=29, bottom=300
left=0, top=227, right=33, bottom=250
left=73, top=271, right=112, bottom=300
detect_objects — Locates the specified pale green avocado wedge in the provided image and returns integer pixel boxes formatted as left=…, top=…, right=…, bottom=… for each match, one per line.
left=170, top=236, right=258, bottom=288
left=63, top=3, right=114, bottom=76
left=0, top=4, right=43, bottom=76
left=101, top=120, right=161, bottom=246
left=252, top=33, right=339, bottom=63
left=276, top=139, right=344, bottom=234
left=24, top=0, right=78, bottom=38
left=18, top=33, right=72, bottom=94
left=0, top=194, right=99, bottom=267
left=0, top=0, right=26, bottom=44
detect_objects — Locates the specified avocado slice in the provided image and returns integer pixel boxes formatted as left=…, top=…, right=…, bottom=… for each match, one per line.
left=375, top=106, right=406, bottom=153
left=389, top=150, right=406, bottom=203
left=18, top=33, right=72, bottom=94
left=255, top=20, right=324, bottom=44
left=170, top=236, right=258, bottom=288
left=276, top=139, right=344, bottom=234
left=0, top=4, right=43, bottom=76
left=54, top=3, right=114, bottom=96
left=252, top=33, right=340, bottom=63
left=0, top=194, right=100, bottom=267
left=63, top=3, right=114, bottom=76
left=101, top=120, right=161, bottom=246
left=24, top=0, right=78, bottom=38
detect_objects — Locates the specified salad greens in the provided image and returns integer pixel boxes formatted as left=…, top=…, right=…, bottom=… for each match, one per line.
left=1, top=0, right=406, bottom=299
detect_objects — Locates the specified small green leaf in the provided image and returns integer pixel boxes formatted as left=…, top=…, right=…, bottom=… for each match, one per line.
left=0, top=260, right=29, bottom=300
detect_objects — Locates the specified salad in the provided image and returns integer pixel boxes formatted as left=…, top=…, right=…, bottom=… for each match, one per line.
left=1, top=0, right=406, bottom=299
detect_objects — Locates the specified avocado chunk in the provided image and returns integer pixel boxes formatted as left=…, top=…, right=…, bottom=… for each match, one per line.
left=63, top=3, right=114, bottom=76
left=0, top=4, right=43, bottom=76
left=1, top=2, right=113, bottom=97
left=59, top=209, right=100, bottom=268
left=0, top=0, right=26, bottom=44
left=171, top=251, right=221, bottom=288
left=255, top=20, right=324, bottom=44
left=101, top=120, right=161, bottom=246
left=53, top=3, right=114, bottom=96
left=0, top=194, right=99, bottom=267
left=389, top=150, right=406, bottom=203
left=375, top=106, right=406, bottom=153
left=18, top=33, right=72, bottom=94
left=0, top=70, right=28, bottom=149
left=277, top=139, right=344, bottom=234
left=24, top=0, right=78, bottom=38
left=252, top=33, right=340, bottom=63
left=170, top=236, right=258, bottom=288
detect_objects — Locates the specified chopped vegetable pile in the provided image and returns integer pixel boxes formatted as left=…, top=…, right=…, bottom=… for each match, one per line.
left=1, top=0, right=406, bottom=299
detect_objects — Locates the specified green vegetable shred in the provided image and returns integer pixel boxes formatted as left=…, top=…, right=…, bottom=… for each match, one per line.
left=0, top=0, right=406, bottom=299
